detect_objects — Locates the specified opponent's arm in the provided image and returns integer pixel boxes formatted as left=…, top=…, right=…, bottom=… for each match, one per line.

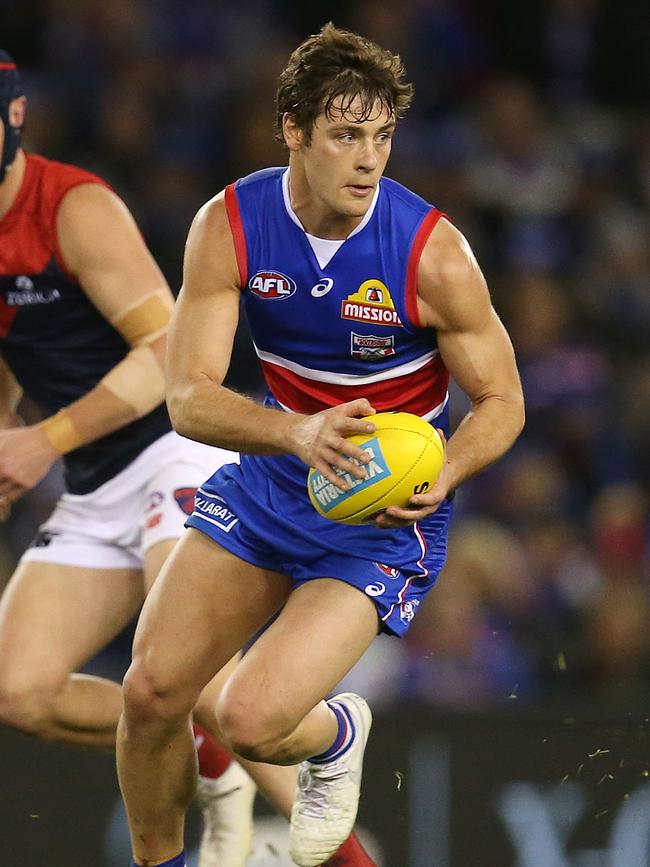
left=0, top=183, right=172, bottom=504
left=0, top=357, right=23, bottom=428
left=379, top=218, right=524, bottom=527
left=166, top=194, right=375, bottom=488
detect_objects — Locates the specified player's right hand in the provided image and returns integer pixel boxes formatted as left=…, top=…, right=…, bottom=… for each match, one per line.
left=286, top=398, right=377, bottom=491
left=0, top=425, right=59, bottom=507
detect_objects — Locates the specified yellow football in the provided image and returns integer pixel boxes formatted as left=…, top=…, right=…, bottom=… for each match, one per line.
left=307, top=411, right=445, bottom=525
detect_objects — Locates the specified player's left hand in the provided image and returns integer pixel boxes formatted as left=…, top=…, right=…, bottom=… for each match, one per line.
left=0, top=425, right=59, bottom=507
left=375, top=429, right=449, bottom=528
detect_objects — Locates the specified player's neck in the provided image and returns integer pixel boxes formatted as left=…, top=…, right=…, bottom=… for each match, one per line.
left=287, top=164, right=363, bottom=241
left=0, top=148, right=26, bottom=220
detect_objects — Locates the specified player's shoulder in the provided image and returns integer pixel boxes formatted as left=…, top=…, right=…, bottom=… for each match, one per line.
left=380, top=174, right=433, bottom=216
left=25, top=152, right=115, bottom=230
left=28, top=152, right=110, bottom=196
left=234, top=166, right=285, bottom=192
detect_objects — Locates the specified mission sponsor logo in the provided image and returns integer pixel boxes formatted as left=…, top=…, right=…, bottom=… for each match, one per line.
left=248, top=270, right=296, bottom=300
left=351, top=332, right=395, bottom=361
left=341, top=279, right=402, bottom=327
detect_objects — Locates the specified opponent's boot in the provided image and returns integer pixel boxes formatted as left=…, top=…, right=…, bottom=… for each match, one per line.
left=196, top=762, right=257, bottom=867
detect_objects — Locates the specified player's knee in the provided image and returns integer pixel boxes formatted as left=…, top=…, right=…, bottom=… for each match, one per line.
left=0, top=669, right=64, bottom=737
left=216, top=692, right=292, bottom=762
left=122, top=658, right=195, bottom=731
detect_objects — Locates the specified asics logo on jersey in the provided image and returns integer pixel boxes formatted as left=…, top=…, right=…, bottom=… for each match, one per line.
left=341, top=279, right=403, bottom=327
left=310, top=278, right=334, bottom=298
left=351, top=332, right=395, bottom=361
left=6, top=275, right=61, bottom=307
left=249, top=270, right=296, bottom=300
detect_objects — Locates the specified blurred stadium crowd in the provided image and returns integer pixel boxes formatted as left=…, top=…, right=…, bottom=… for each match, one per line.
left=2, top=0, right=650, bottom=710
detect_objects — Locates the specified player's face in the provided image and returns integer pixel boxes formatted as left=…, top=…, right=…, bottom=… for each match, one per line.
left=300, top=96, right=395, bottom=220
left=0, top=97, right=26, bottom=182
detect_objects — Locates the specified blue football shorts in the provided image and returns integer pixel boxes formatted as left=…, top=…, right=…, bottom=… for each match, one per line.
left=185, top=450, right=453, bottom=637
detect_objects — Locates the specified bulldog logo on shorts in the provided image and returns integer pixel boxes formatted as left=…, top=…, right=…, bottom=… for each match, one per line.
left=174, top=487, right=197, bottom=516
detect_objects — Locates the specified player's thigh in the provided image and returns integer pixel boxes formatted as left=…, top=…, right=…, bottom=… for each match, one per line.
left=130, top=528, right=291, bottom=704
left=143, top=537, right=177, bottom=593
left=0, top=559, right=143, bottom=683
left=224, top=577, right=379, bottom=727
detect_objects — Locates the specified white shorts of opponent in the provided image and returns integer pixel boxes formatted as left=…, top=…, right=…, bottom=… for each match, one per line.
left=21, top=431, right=238, bottom=570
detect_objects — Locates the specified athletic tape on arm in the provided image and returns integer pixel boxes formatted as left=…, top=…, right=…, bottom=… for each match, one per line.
left=110, top=287, right=173, bottom=347
left=100, top=287, right=173, bottom=416
left=40, top=289, right=173, bottom=455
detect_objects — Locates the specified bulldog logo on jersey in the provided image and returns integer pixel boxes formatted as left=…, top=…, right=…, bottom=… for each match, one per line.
left=341, top=279, right=403, bottom=327
left=249, top=271, right=296, bottom=300
left=351, top=332, right=395, bottom=361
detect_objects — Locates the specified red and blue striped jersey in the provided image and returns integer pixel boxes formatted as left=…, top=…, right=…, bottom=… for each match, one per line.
left=226, top=167, right=449, bottom=422
left=0, top=154, right=170, bottom=493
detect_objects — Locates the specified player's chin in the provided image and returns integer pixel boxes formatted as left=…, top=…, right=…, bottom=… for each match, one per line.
left=340, top=194, right=372, bottom=217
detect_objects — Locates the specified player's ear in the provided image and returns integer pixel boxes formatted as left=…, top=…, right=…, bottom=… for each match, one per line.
left=282, top=113, right=304, bottom=152
left=9, top=96, right=26, bottom=128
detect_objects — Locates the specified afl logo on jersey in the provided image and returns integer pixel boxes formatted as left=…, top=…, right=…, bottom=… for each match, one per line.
left=249, top=271, right=296, bottom=300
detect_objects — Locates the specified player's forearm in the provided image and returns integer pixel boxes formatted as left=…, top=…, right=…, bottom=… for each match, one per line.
left=39, top=343, right=165, bottom=455
left=0, top=362, right=23, bottom=427
left=442, top=391, right=525, bottom=493
left=168, top=377, right=293, bottom=455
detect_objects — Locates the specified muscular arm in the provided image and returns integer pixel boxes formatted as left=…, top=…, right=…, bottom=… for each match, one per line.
left=0, top=357, right=23, bottom=428
left=51, top=182, right=172, bottom=445
left=166, top=194, right=289, bottom=453
left=0, top=183, right=172, bottom=506
left=167, top=195, right=376, bottom=486
left=381, top=218, right=524, bottom=526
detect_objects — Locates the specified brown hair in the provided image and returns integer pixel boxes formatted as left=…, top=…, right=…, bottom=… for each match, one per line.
left=276, top=22, right=414, bottom=144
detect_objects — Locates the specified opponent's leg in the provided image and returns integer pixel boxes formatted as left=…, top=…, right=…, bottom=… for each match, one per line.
left=117, top=529, right=291, bottom=865
left=0, top=560, right=142, bottom=746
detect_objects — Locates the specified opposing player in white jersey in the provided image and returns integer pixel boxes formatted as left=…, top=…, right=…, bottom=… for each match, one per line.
left=116, top=23, right=524, bottom=867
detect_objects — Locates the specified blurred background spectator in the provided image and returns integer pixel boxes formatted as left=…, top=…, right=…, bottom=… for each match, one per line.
left=2, top=0, right=649, bottom=712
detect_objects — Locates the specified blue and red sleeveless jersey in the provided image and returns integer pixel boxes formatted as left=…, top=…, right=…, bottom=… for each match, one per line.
left=225, top=167, right=450, bottom=421
left=0, top=153, right=170, bottom=494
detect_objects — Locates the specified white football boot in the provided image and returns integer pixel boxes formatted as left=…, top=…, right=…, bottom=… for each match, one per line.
left=289, top=693, right=372, bottom=867
left=196, top=761, right=257, bottom=867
